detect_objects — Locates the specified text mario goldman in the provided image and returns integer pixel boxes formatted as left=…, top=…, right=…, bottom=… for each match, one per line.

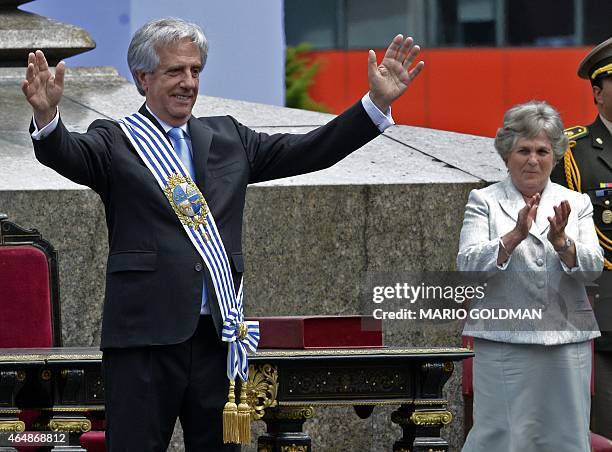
left=372, top=308, right=543, bottom=321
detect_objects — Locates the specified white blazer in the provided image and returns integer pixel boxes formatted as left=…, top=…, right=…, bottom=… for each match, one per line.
left=457, top=176, right=604, bottom=345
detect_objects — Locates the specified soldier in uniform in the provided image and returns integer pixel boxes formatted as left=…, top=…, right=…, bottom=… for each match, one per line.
left=550, top=36, right=612, bottom=439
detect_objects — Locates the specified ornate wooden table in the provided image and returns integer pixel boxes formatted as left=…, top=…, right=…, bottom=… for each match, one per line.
left=0, top=346, right=472, bottom=451
left=0, top=348, right=102, bottom=451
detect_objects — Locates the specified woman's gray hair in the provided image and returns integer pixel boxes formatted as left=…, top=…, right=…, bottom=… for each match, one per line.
left=128, top=17, right=208, bottom=96
left=494, top=101, right=568, bottom=162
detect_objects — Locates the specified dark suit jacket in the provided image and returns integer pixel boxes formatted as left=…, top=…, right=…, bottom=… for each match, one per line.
left=551, top=115, right=612, bottom=348
left=551, top=116, right=612, bottom=262
left=33, top=102, right=380, bottom=349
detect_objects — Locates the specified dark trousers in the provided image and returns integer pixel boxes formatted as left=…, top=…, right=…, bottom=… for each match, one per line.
left=592, top=350, right=612, bottom=439
left=102, top=316, right=240, bottom=452
left=592, top=275, right=612, bottom=438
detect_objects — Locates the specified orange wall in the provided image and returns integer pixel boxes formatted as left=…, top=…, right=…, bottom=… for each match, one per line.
left=307, top=48, right=599, bottom=137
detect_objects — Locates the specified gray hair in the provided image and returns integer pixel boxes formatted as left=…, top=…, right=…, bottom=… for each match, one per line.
left=128, top=17, right=208, bottom=96
left=494, top=101, right=568, bottom=162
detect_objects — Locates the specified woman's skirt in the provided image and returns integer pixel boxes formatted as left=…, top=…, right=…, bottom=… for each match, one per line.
left=462, top=338, right=592, bottom=452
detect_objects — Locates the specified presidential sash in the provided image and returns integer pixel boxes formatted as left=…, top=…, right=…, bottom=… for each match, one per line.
left=117, top=113, right=259, bottom=443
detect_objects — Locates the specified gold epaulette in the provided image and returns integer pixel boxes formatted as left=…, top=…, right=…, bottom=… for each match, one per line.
left=564, top=125, right=589, bottom=141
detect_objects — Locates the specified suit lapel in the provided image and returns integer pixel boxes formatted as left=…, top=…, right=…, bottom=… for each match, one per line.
left=591, top=116, right=612, bottom=172
left=534, top=179, right=554, bottom=236
left=137, top=106, right=213, bottom=190
left=498, top=176, right=523, bottom=223
left=187, top=116, right=213, bottom=192
left=121, top=105, right=171, bottom=172
left=498, top=176, right=548, bottom=241
left=138, top=104, right=168, bottom=141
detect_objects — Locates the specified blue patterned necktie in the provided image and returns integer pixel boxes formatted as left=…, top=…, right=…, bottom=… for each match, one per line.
left=167, top=126, right=209, bottom=313
left=168, top=127, right=196, bottom=179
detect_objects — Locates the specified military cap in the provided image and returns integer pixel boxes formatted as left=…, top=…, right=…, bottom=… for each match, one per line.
left=578, top=37, right=612, bottom=81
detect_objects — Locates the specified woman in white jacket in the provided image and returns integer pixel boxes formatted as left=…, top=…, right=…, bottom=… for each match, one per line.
left=458, top=101, right=604, bottom=452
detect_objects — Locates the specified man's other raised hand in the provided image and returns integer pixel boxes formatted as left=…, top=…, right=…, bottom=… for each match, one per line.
left=368, top=34, right=424, bottom=113
left=22, top=50, right=65, bottom=128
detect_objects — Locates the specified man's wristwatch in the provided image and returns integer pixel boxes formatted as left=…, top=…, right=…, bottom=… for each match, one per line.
left=555, top=236, right=573, bottom=255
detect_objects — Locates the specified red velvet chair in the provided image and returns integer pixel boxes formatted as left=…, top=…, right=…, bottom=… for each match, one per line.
left=0, top=214, right=106, bottom=451
left=462, top=336, right=612, bottom=452
left=0, top=213, right=61, bottom=452
left=0, top=214, right=61, bottom=348
left=78, top=413, right=106, bottom=451
left=80, top=430, right=106, bottom=452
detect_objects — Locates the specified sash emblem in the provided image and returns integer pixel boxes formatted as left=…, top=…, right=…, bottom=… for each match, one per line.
left=163, top=173, right=209, bottom=230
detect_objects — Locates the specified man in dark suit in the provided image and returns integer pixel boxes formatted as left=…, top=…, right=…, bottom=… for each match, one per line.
left=22, top=17, right=424, bottom=452
left=550, top=36, right=612, bottom=439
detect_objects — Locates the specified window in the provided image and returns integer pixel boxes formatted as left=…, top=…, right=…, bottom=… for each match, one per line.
left=583, top=0, right=612, bottom=45
left=285, top=0, right=339, bottom=49
left=434, top=0, right=498, bottom=47
left=346, top=0, right=409, bottom=49
left=284, top=0, right=605, bottom=49
left=507, top=0, right=575, bottom=46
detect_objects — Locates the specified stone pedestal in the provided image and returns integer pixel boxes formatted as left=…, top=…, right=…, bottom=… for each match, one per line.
left=0, top=0, right=95, bottom=66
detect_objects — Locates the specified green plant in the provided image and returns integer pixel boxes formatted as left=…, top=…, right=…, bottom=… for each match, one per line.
left=285, top=43, right=329, bottom=112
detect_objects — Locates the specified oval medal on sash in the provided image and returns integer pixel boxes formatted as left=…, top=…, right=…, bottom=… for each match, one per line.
left=163, top=173, right=209, bottom=230
left=603, top=209, right=612, bottom=225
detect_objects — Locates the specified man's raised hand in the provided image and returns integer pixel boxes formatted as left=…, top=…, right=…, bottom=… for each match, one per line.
left=21, top=50, right=65, bottom=128
left=368, top=34, right=424, bottom=113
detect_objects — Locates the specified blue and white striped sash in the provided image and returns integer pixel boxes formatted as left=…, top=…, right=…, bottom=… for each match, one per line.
left=117, top=113, right=259, bottom=382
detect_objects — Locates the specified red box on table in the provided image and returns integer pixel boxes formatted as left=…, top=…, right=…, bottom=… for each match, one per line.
left=248, top=315, right=383, bottom=349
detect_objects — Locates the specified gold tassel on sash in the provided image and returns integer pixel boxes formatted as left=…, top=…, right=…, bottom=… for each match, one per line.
left=223, top=380, right=239, bottom=444
left=237, top=380, right=252, bottom=444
